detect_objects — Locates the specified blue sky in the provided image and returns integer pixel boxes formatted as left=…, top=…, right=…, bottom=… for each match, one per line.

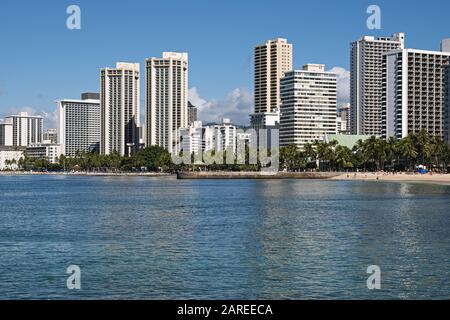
left=0, top=0, right=449, bottom=126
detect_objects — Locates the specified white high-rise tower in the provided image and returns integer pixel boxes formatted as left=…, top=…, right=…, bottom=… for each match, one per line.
left=280, top=64, right=337, bottom=150
left=350, top=33, right=405, bottom=135
left=100, top=62, right=140, bottom=156
left=146, top=52, right=188, bottom=154
left=382, top=44, right=450, bottom=141
left=0, top=112, right=43, bottom=147
left=57, top=93, right=101, bottom=157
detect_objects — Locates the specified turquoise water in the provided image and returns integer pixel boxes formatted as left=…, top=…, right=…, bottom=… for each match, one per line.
left=0, top=175, right=449, bottom=299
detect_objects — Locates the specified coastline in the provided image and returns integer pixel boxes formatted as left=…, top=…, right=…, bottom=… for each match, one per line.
left=176, top=171, right=342, bottom=180
left=0, top=171, right=175, bottom=177
left=331, top=172, right=450, bottom=185
left=1, top=171, right=450, bottom=185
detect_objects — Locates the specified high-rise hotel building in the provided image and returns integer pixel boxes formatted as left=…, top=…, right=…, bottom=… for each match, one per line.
left=445, top=64, right=450, bottom=145
left=254, top=38, right=293, bottom=114
left=146, top=52, right=188, bottom=154
left=100, top=62, right=141, bottom=156
left=381, top=42, right=450, bottom=141
left=57, top=93, right=101, bottom=157
left=350, top=33, right=405, bottom=135
left=280, top=64, right=337, bottom=150
left=0, top=112, right=43, bottom=147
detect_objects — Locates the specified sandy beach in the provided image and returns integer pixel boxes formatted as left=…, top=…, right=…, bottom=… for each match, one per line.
left=332, top=172, right=450, bottom=185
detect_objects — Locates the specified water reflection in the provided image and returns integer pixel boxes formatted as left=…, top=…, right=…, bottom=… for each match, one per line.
left=0, top=176, right=449, bottom=299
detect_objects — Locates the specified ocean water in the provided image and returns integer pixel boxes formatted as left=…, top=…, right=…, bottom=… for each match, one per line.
left=0, top=175, right=449, bottom=300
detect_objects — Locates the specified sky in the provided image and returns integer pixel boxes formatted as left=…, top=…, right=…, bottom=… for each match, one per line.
left=0, top=0, right=449, bottom=127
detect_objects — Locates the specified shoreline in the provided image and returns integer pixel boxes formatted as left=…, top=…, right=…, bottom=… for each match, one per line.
left=176, top=171, right=341, bottom=180
left=331, top=172, right=450, bottom=185
left=1, top=171, right=450, bottom=185
left=0, top=171, right=175, bottom=177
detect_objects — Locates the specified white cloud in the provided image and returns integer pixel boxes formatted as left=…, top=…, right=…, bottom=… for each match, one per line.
left=3, top=106, right=58, bottom=129
left=328, top=66, right=350, bottom=105
left=189, top=87, right=253, bottom=125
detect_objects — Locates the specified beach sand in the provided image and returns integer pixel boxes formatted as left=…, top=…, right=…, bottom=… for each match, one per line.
left=331, top=172, right=450, bottom=185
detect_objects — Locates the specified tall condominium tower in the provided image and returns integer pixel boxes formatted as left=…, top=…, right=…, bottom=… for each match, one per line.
left=280, top=64, right=337, bottom=150
left=337, top=103, right=351, bottom=134
left=254, top=38, right=293, bottom=114
left=57, top=93, right=101, bottom=157
left=146, top=52, right=188, bottom=154
left=188, top=101, right=198, bottom=125
left=382, top=45, right=450, bottom=140
left=0, top=112, right=43, bottom=147
left=100, top=62, right=140, bottom=156
left=445, top=65, right=450, bottom=145
left=350, top=33, right=405, bottom=135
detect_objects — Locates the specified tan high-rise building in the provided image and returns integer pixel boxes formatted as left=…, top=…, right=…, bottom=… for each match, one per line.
left=146, top=52, right=188, bottom=154
left=100, top=62, right=140, bottom=156
left=254, top=38, right=293, bottom=114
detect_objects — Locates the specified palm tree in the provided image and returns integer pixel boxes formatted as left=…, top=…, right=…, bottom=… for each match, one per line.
left=314, top=140, right=335, bottom=172
left=280, top=145, right=299, bottom=171
left=398, top=137, right=418, bottom=171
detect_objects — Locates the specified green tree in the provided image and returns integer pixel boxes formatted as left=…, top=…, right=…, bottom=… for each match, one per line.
left=135, top=146, right=173, bottom=172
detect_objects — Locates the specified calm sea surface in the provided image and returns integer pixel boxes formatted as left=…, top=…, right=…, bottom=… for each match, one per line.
left=0, top=175, right=449, bottom=299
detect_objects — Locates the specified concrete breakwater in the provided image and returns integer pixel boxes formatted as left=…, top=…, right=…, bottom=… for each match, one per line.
left=176, top=171, right=342, bottom=180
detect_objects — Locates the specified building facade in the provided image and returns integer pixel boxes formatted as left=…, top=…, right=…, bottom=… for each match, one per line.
left=441, top=39, right=450, bottom=53
left=382, top=48, right=450, bottom=140
left=254, top=38, right=293, bottom=114
left=337, top=103, right=351, bottom=134
left=280, top=64, right=337, bottom=149
left=250, top=111, right=280, bottom=149
left=0, top=121, right=13, bottom=146
left=350, top=33, right=405, bottom=135
left=211, top=118, right=237, bottom=152
left=445, top=65, right=450, bottom=145
left=0, top=112, right=43, bottom=147
left=100, top=62, right=141, bottom=156
left=188, top=102, right=198, bottom=125
left=43, top=129, right=58, bottom=144
left=146, top=52, right=189, bottom=154
left=57, top=93, right=101, bottom=157
left=26, top=141, right=61, bottom=164
left=179, top=121, right=204, bottom=155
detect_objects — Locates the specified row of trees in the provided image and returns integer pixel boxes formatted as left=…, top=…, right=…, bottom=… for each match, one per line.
left=16, top=146, right=173, bottom=172
left=280, top=131, right=450, bottom=172
left=7, top=130, right=450, bottom=173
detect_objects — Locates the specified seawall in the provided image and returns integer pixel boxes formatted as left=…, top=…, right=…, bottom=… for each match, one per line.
left=176, top=171, right=341, bottom=180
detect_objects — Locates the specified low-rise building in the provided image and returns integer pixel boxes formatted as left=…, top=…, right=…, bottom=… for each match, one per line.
left=177, top=119, right=246, bottom=156
left=26, top=141, right=62, bottom=164
left=179, top=121, right=204, bottom=155
left=324, top=134, right=373, bottom=149
left=0, top=147, right=25, bottom=170
left=250, top=110, right=280, bottom=149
